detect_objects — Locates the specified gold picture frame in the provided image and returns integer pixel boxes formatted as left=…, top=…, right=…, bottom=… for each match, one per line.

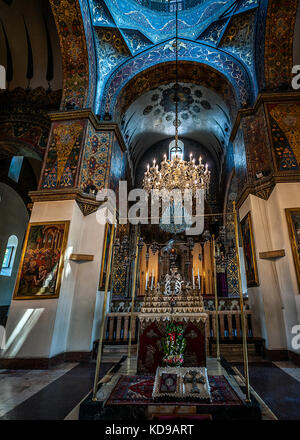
left=13, top=221, right=70, bottom=300
left=240, top=212, right=259, bottom=287
left=285, top=208, right=300, bottom=292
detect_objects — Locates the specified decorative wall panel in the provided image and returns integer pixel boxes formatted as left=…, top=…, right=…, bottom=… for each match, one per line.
left=267, top=103, right=300, bottom=172
left=40, top=119, right=86, bottom=189
left=80, top=124, right=112, bottom=193
left=264, top=0, right=298, bottom=90
left=242, top=105, right=272, bottom=180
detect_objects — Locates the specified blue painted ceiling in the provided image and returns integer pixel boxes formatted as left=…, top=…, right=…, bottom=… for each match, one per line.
left=89, top=0, right=261, bottom=113
left=88, top=0, right=263, bottom=169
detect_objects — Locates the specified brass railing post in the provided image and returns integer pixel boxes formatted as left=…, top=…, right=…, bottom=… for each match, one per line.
left=212, top=235, right=220, bottom=361
left=92, top=222, right=116, bottom=401
left=127, top=231, right=140, bottom=373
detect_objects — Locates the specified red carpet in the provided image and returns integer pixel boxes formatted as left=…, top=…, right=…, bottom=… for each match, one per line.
left=106, top=374, right=242, bottom=406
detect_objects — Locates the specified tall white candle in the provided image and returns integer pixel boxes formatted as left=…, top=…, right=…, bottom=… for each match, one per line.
left=145, top=272, right=148, bottom=290
left=198, top=268, right=201, bottom=290
left=151, top=269, right=154, bottom=290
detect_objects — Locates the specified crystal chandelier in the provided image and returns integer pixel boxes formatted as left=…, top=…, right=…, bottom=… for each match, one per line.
left=143, top=154, right=210, bottom=195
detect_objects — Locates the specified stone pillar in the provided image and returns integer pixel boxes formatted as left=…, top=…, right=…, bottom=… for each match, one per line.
left=0, top=110, right=127, bottom=368
left=239, top=185, right=300, bottom=361
left=230, top=92, right=300, bottom=362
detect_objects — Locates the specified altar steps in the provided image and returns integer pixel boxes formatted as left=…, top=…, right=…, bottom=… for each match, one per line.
left=208, top=338, right=265, bottom=362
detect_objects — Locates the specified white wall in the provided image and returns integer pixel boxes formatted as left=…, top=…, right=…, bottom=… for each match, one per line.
left=2, top=200, right=106, bottom=360
left=239, top=183, right=300, bottom=354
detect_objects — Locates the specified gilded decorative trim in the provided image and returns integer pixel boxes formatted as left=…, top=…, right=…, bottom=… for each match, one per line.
left=285, top=208, right=300, bottom=293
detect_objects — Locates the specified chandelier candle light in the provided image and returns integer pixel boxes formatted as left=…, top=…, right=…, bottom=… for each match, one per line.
left=143, top=154, right=210, bottom=194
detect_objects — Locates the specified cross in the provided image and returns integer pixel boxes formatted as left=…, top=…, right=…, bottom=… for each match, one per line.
left=184, top=370, right=205, bottom=394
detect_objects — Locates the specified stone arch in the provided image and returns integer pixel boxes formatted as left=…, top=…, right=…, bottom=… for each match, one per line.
left=49, top=0, right=96, bottom=110
left=114, top=61, right=239, bottom=125
left=100, top=38, right=254, bottom=118
left=262, top=0, right=298, bottom=91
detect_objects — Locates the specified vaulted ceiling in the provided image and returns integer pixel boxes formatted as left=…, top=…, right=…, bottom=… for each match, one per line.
left=88, top=0, right=261, bottom=169
left=122, top=81, right=231, bottom=168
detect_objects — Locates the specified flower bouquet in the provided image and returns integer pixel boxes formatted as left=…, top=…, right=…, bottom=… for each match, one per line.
left=162, top=321, right=186, bottom=367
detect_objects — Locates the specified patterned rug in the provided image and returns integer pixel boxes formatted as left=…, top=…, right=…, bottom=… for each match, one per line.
left=106, top=375, right=242, bottom=406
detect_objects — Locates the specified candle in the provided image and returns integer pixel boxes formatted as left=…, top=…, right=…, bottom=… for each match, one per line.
left=198, top=268, right=201, bottom=290
left=192, top=268, right=195, bottom=289
left=151, top=269, right=154, bottom=290
left=145, top=272, right=148, bottom=290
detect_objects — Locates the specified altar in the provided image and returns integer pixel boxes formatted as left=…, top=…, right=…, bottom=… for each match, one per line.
left=137, top=268, right=208, bottom=374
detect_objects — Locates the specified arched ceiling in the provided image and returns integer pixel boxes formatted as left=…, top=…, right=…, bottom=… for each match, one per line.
left=0, top=0, right=62, bottom=91
left=90, top=0, right=260, bottom=113
left=122, top=81, right=231, bottom=167
left=114, top=61, right=237, bottom=121
left=92, top=0, right=237, bottom=43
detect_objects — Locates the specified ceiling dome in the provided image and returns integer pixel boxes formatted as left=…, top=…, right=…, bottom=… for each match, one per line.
left=133, top=0, right=206, bottom=13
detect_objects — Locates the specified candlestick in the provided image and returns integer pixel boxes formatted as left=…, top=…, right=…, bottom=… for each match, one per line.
left=198, top=268, right=200, bottom=290
left=145, top=271, right=148, bottom=290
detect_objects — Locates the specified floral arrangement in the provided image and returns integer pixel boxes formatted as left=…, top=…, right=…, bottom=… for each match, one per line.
left=162, top=321, right=186, bottom=367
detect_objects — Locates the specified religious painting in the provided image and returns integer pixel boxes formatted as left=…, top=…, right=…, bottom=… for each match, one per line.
left=285, top=208, right=300, bottom=292
left=13, top=222, right=70, bottom=300
left=99, top=223, right=113, bottom=290
left=240, top=212, right=259, bottom=287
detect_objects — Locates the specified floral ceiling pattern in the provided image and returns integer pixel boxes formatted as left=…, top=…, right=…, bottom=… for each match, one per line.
left=122, top=82, right=231, bottom=166
left=88, top=0, right=263, bottom=115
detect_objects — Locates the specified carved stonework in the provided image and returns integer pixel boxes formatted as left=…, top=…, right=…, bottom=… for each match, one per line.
left=253, top=184, right=275, bottom=201
left=76, top=200, right=99, bottom=216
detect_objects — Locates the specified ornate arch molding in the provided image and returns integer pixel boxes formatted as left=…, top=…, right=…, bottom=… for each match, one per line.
left=100, top=38, right=254, bottom=119
left=263, top=0, right=298, bottom=90
left=114, top=61, right=238, bottom=124
left=49, top=0, right=96, bottom=111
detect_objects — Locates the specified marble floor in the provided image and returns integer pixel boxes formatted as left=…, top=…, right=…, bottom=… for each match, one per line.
left=0, top=356, right=299, bottom=420
left=236, top=361, right=300, bottom=420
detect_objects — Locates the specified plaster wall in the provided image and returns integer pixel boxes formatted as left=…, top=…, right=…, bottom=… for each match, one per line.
left=2, top=200, right=106, bottom=359
left=239, top=183, right=300, bottom=353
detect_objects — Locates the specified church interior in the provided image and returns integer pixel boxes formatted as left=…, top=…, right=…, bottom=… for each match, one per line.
left=0, top=0, right=300, bottom=422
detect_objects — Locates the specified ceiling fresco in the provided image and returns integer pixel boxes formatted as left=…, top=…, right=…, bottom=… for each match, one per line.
left=89, top=0, right=263, bottom=115
left=122, top=81, right=231, bottom=166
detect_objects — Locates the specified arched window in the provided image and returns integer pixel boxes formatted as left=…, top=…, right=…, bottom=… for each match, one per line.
left=0, top=235, right=18, bottom=277
left=8, top=156, right=24, bottom=183
left=169, top=139, right=184, bottom=160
